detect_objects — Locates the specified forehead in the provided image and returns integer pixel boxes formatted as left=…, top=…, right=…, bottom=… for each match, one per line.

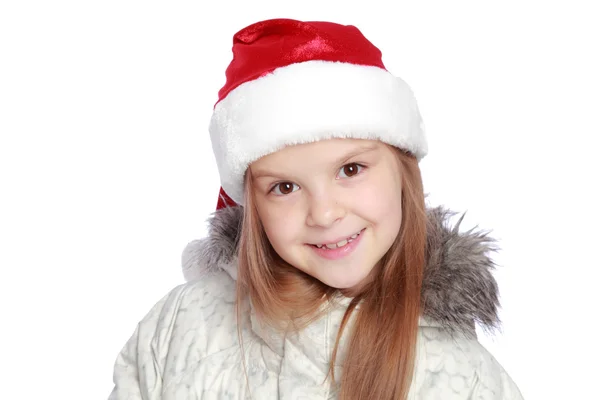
left=251, top=138, right=382, bottom=170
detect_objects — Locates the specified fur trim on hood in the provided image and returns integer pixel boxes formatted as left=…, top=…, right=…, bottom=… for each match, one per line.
left=182, top=205, right=502, bottom=335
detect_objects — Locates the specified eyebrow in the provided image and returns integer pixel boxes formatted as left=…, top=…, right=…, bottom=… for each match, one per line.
left=251, top=143, right=379, bottom=180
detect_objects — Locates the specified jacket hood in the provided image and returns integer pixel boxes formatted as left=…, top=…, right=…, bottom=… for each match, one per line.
left=182, top=205, right=502, bottom=336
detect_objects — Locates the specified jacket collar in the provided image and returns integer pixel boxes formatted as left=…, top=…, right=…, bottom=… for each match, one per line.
left=182, top=205, right=502, bottom=337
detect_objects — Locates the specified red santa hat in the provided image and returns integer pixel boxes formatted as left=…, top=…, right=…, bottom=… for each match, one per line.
left=210, top=18, right=428, bottom=209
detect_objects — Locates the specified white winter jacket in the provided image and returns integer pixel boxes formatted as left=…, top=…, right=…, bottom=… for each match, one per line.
left=109, top=206, right=524, bottom=399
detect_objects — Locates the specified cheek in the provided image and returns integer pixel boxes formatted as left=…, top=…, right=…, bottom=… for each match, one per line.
left=353, top=175, right=402, bottom=223
left=257, top=203, right=303, bottom=249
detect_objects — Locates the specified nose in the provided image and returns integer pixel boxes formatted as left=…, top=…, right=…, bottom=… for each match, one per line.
left=305, top=192, right=346, bottom=228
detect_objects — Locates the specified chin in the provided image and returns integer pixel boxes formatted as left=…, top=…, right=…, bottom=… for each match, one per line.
left=318, top=269, right=372, bottom=291
left=285, top=248, right=377, bottom=290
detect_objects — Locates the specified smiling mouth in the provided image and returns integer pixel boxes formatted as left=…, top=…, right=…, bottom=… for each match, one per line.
left=309, top=229, right=365, bottom=249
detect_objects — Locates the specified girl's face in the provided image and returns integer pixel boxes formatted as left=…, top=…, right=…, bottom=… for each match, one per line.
left=250, top=138, right=403, bottom=291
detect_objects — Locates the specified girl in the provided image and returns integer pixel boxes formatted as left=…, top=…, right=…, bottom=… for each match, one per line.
left=109, top=18, right=523, bottom=399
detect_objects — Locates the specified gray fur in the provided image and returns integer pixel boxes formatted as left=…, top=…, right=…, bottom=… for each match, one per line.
left=182, top=205, right=501, bottom=335
left=181, top=206, right=244, bottom=282
left=423, top=207, right=501, bottom=335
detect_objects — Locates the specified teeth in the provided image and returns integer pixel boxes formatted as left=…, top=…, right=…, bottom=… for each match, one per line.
left=315, top=230, right=362, bottom=249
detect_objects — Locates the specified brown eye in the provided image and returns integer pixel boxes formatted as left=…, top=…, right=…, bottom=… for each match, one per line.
left=272, top=182, right=299, bottom=195
left=339, top=163, right=363, bottom=178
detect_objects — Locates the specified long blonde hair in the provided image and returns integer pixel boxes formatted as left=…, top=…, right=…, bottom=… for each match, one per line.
left=236, top=145, right=427, bottom=399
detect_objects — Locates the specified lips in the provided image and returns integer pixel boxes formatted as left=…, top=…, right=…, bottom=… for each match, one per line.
left=308, top=228, right=366, bottom=260
left=310, top=229, right=365, bottom=250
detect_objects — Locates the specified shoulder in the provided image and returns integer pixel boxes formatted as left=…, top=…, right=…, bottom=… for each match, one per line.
left=110, top=270, right=238, bottom=397
left=144, top=269, right=235, bottom=319
left=413, top=326, right=523, bottom=399
left=136, top=269, right=237, bottom=352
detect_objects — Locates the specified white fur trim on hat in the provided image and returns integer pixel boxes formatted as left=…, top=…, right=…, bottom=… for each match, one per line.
left=209, top=60, right=428, bottom=204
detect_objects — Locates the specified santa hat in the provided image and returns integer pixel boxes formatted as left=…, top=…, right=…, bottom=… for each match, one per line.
left=209, top=18, right=428, bottom=209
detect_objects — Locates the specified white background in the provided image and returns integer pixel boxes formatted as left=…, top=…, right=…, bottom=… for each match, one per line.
left=1, top=1, right=598, bottom=398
